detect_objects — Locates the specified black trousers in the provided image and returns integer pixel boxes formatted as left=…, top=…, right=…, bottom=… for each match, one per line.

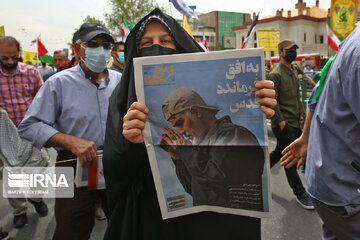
left=53, top=150, right=108, bottom=240
left=312, top=197, right=360, bottom=240
left=270, top=124, right=306, bottom=198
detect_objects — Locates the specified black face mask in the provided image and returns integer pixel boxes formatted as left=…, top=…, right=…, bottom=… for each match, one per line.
left=0, top=61, right=18, bottom=71
left=139, top=44, right=177, bottom=57
left=284, top=50, right=297, bottom=63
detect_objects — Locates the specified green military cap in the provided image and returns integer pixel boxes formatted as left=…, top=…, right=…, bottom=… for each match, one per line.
left=278, top=39, right=299, bottom=50
left=162, top=88, right=221, bottom=121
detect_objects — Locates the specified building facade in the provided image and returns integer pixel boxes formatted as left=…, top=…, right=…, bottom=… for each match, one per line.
left=232, top=0, right=329, bottom=60
left=189, top=11, right=251, bottom=50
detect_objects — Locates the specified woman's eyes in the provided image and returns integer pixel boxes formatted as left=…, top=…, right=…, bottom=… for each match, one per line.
left=161, top=38, right=173, bottom=44
left=140, top=41, right=152, bottom=47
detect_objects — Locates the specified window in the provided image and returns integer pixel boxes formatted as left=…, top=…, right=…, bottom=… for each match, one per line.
left=315, top=34, right=317, bottom=44
left=241, top=36, right=245, bottom=43
left=271, top=51, right=275, bottom=57
left=254, top=32, right=257, bottom=41
left=320, top=35, right=324, bottom=44
left=304, top=33, right=306, bottom=42
left=254, top=42, right=257, bottom=48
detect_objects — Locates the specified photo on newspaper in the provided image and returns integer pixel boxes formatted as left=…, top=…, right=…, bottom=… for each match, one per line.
left=134, top=48, right=271, bottom=219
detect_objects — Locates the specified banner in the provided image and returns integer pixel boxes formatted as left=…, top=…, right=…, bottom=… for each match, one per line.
left=257, top=30, right=280, bottom=52
left=0, top=25, right=5, bottom=37
left=330, top=0, right=358, bottom=39
left=23, top=51, right=38, bottom=65
left=134, top=49, right=270, bottom=219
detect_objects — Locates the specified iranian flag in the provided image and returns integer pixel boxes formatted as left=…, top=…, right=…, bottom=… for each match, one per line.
left=202, top=32, right=207, bottom=49
left=121, top=18, right=130, bottom=41
left=327, top=18, right=341, bottom=52
left=37, top=38, right=54, bottom=65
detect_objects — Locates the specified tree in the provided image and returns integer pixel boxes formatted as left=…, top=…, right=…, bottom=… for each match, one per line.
left=105, top=0, right=168, bottom=40
left=82, top=16, right=107, bottom=26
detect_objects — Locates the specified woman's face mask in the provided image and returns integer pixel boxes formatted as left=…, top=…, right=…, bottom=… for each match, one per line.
left=138, top=21, right=176, bottom=57
left=139, top=44, right=176, bottom=57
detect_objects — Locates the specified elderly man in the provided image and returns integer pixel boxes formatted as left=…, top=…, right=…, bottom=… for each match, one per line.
left=53, top=50, right=68, bottom=70
left=42, top=50, right=68, bottom=81
left=0, top=36, right=48, bottom=228
left=159, top=88, right=265, bottom=211
left=267, top=39, right=314, bottom=210
left=19, top=23, right=121, bottom=240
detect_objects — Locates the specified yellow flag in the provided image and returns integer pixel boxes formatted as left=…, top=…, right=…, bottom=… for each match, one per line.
left=330, top=0, right=358, bottom=39
left=23, top=51, right=38, bottom=65
left=0, top=25, right=5, bottom=37
left=182, top=16, right=194, bottom=39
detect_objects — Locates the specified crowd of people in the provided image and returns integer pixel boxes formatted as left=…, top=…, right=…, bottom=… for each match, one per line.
left=0, top=7, right=358, bottom=240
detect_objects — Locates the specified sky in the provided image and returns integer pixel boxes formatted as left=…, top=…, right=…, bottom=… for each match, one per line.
left=0, top=0, right=330, bottom=55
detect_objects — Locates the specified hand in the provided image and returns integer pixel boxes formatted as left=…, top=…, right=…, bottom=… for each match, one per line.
left=68, top=136, right=98, bottom=167
left=280, top=136, right=307, bottom=169
left=255, top=80, right=276, bottom=118
left=278, top=121, right=286, bottom=131
left=122, top=101, right=149, bottom=143
left=161, top=127, right=191, bottom=159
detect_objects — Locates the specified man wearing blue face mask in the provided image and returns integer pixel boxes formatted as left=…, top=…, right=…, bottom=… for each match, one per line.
left=18, top=22, right=122, bottom=240
left=110, top=41, right=125, bottom=73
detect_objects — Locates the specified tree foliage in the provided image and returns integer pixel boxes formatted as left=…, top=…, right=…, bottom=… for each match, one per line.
left=105, top=0, right=168, bottom=40
left=82, top=16, right=107, bottom=26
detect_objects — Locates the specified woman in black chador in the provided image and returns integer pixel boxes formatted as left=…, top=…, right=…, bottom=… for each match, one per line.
left=103, top=8, right=276, bottom=240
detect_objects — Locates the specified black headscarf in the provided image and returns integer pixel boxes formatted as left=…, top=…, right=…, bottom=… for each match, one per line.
left=103, top=8, right=260, bottom=240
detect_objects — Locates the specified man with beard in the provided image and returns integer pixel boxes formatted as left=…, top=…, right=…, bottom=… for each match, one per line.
left=0, top=36, right=48, bottom=228
left=160, top=88, right=264, bottom=211
left=267, top=39, right=314, bottom=210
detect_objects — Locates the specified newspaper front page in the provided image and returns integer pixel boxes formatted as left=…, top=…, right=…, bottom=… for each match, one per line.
left=134, top=48, right=271, bottom=219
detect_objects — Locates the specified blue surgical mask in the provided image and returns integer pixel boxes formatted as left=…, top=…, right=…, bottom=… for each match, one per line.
left=116, top=52, right=125, bottom=64
left=81, top=45, right=111, bottom=73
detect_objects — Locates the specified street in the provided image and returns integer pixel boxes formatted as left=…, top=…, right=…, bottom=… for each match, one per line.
left=0, top=124, right=322, bottom=240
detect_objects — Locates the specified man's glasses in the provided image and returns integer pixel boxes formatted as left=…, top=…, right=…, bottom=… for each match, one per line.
left=0, top=56, right=21, bottom=61
left=85, top=41, right=113, bottom=50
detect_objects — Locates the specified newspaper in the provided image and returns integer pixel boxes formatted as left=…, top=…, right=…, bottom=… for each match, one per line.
left=134, top=48, right=271, bottom=219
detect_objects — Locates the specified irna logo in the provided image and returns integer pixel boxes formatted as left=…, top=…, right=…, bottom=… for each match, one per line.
left=8, top=172, right=69, bottom=188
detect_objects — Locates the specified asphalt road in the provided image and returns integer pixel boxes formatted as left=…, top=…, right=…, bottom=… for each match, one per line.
left=0, top=125, right=322, bottom=240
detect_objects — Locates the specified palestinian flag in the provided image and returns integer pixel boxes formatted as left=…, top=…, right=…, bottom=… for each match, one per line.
left=37, top=38, right=54, bottom=65
left=327, top=18, right=341, bottom=52
left=241, top=12, right=259, bottom=49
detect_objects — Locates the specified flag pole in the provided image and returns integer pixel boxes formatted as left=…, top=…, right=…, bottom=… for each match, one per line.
left=168, top=0, right=173, bottom=17
left=36, top=35, right=39, bottom=66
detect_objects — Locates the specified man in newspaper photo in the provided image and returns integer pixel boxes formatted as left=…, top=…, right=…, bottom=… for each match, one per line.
left=159, top=88, right=265, bottom=211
